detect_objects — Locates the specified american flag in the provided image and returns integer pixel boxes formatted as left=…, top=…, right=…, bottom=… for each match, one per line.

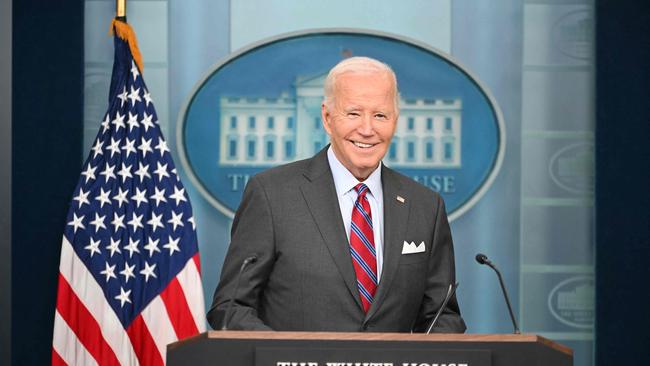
left=52, top=21, right=205, bottom=366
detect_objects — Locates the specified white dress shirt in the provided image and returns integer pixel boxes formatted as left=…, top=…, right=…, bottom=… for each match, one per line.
left=327, top=147, right=384, bottom=280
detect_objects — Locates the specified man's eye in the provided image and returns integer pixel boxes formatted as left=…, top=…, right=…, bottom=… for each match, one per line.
left=347, top=112, right=360, bottom=117
left=375, top=114, right=387, bottom=119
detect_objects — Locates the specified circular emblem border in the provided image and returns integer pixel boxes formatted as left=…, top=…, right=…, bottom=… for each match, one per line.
left=548, top=142, right=594, bottom=194
left=547, top=275, right=594, bottom=329
left=176, top=28, right=506, bottom=221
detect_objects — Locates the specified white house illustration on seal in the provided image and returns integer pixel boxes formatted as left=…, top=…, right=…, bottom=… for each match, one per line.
left=218, top=72, right=462, bottom=168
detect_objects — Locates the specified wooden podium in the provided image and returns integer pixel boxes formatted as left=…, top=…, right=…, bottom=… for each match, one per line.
left=167, top=331, right=572, bottom=366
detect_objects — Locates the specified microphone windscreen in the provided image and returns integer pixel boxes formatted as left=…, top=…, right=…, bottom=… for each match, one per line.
left=475, top=253, right=488, bottom=264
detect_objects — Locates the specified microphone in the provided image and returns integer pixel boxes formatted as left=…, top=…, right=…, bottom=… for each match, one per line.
left=221, top=255, right=258, bottom=330
left=475, top=253, right=520, bottom=334
left=426, top=282, right=459, bottom=334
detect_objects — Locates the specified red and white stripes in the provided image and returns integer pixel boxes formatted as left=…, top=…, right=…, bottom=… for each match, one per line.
left=52, top=237, right=205, bottom=365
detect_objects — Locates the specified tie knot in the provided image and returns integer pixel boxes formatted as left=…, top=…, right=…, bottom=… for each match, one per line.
left=354, top=183, right=370, bottom=198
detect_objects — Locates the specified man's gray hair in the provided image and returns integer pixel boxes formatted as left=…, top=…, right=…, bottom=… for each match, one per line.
left=323, top=56, right=399, bottom=111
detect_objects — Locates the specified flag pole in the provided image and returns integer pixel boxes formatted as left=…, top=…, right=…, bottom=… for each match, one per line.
left=116, top=0, right=126, bottom=21
left=110, top=0, right=144, bottom=73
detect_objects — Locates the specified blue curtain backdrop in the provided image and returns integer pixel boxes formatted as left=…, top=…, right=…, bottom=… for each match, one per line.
left=595, top=0, right=650, bottom=363
left=11, top=0, right=84, bottom=365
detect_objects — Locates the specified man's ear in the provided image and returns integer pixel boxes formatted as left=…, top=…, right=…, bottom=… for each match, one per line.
left=321, top=103, right=332, bottom=135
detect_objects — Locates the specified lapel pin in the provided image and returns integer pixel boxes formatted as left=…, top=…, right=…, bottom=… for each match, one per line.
left=396, top=195, right=405, bottom=203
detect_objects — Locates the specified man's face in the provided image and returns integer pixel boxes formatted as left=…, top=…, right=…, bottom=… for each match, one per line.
left=322, top=71, right=398, bottom=180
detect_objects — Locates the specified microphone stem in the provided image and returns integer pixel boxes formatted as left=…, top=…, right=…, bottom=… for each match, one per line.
left=491, top=264, right=520, bottom=334
left=221, top=258, right=252, bottom=330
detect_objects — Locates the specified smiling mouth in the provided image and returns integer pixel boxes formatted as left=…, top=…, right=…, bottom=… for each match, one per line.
left=351, top=140, right=377, bottom=149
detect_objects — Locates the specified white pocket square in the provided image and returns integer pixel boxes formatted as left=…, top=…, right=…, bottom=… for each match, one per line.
left=402, top=241, right=426, bottom=254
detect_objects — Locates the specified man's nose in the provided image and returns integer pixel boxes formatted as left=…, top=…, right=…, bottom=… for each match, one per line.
left=357, top=115, right=374, bottom=135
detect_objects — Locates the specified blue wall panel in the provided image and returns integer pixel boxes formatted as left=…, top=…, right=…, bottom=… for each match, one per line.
left=595, top=0, right=650, bottom=364
left=12, top=1, right=84, bottom=364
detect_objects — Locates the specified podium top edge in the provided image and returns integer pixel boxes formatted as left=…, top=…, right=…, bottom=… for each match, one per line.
left=178, top=331, right=571, bottom=356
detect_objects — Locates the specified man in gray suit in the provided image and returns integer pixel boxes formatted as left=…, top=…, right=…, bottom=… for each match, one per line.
left=207, top=56, right=466, bottom=333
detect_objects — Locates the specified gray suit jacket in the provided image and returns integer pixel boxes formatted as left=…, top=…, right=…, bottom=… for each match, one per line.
left=207, top=148, right=466, bottom=333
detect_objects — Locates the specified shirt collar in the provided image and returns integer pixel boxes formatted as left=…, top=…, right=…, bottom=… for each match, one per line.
left=327, top=146, right=383, bottom=199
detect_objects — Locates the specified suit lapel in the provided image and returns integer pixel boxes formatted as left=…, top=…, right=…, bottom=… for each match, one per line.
left=365, top=165, right=409, bottom=322
left=300, top=149, right=362, bottom=310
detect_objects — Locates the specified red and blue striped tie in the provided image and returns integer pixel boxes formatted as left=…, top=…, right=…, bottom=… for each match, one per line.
left=350, top=183, right=378, bottom=313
